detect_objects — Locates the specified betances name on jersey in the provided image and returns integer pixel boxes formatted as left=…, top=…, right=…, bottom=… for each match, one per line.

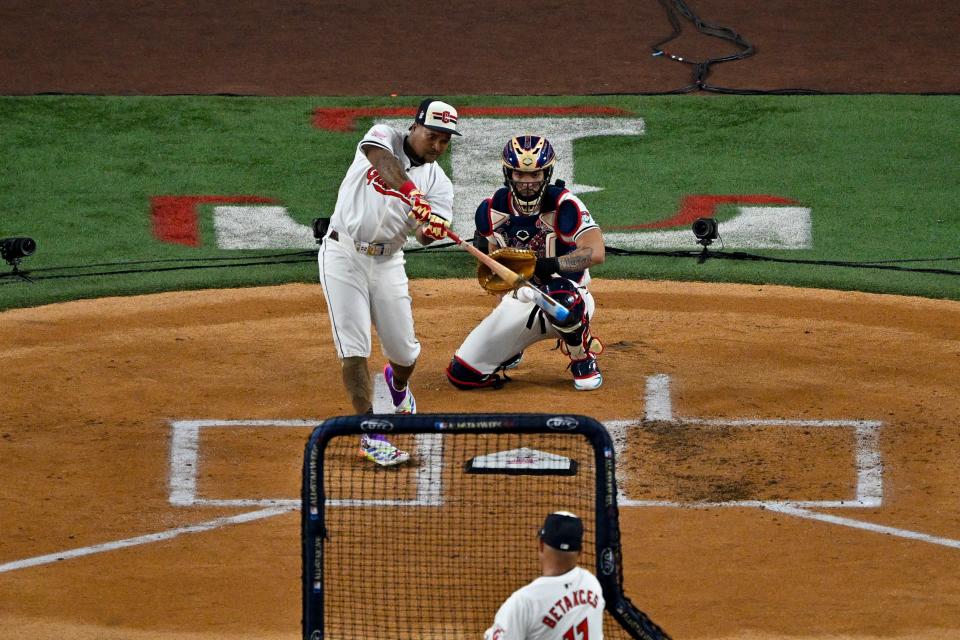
left=541, top=588, right=601, bottom=629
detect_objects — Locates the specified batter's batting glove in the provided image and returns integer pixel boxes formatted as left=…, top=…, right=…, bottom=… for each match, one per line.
left=399, top=180, right=432, bottom=223
left=422, top=214, right=451, bottom=241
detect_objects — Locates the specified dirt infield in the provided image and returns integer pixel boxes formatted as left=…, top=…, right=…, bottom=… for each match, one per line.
left=1, top=280, right=959, bottom=639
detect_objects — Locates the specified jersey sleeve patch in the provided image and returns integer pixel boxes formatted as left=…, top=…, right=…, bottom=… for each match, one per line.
left=359, top=124, right=397, bottom=154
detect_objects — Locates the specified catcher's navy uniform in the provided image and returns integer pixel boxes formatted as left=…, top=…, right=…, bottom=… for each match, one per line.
left=447, top=179, right=603, bottom=390
left=476, top=184, right=594, bottom=285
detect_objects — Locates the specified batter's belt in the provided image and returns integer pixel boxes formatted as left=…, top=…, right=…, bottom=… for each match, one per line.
left=327, top=229, right=401, bottom=256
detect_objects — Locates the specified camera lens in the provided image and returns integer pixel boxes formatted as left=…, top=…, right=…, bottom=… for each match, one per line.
left=1, top=237, right=37, bottom=261
left=692, top=218, right=718, bottom=240
left=16, top=238, right=36, bottom=256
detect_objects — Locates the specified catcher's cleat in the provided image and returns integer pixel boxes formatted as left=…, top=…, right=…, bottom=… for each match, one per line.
left=359, top=434, right=410, bottom=466
left=384, top=364, right=417, bottom=414
left=569, top=355, right=603, bottom=391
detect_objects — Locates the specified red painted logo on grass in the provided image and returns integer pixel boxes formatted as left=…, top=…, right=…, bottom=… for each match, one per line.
left=607, top=194, right=799, bottom=230
left=151, top=195, right=278, bottom=246
left=312, top=105, right=632, bottom=131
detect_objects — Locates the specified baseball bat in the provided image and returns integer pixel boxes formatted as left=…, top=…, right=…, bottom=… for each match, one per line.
left=443, top=228, right=570, bottom=322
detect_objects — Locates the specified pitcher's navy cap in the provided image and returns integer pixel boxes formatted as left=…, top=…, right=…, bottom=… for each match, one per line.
left=539, top=511, right=583, bottom=551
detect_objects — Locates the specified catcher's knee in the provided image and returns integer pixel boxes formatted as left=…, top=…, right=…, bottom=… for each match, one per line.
left=446, top=357, right=505, bottom=390
left=542, top=277, right=588, bottom=332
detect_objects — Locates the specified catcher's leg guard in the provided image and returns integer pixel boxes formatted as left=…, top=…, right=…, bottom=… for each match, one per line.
left=556, top=323, right=604, bottom=360
left=551, top=305, right=604, bottom=359
left=446, top=356, right=506, bottom=390
left=553, top=312, right=603, bottom=390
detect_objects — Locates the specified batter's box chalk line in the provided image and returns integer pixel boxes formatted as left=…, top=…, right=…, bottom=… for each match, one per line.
left=158, top=373, right=960, bottom=553
left=2, top=374, right=956, bottom=576
left=609, top=373, right=883, bottom=509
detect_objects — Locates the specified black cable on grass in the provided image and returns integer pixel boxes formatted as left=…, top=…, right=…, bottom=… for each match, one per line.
left=605, top=246, right=960, bottom=276
left=651, top=0, right=822, bottom=95
left=19, top=250, right=317, bottom=273
left=0, top=243, right=458, bottom=283
left=2, top=244, right=958, bottom=284
left=0, top=245, right=450, bottom=284
left=0, top=255, right=315, bottom=283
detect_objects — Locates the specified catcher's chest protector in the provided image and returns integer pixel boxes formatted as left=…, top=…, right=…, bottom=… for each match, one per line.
left=487, top=189, right=567, bottom=258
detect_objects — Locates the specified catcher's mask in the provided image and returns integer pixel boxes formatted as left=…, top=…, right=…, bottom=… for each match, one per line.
left=541, top=277, right=585, bottom=328
left=502, top=135, right=556, bottom=215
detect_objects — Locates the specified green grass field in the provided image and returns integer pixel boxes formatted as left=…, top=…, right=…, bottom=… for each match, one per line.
left=1, top=94, right=957, bottom=310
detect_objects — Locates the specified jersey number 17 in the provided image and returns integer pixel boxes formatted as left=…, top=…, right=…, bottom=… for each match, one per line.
left=562, top=618, right=590, bottom=640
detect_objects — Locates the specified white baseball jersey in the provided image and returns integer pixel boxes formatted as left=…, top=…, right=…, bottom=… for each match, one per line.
left=318, top=123, right=453, bottom=365
left=484, top=567, right=605, bottom=640
left=331, top=123, right=453, bottom=246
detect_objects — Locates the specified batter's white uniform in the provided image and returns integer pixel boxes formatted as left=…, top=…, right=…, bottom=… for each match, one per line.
left=319, top=124, right=453, bottom=365
left=484, top=566, right=605, bottom=640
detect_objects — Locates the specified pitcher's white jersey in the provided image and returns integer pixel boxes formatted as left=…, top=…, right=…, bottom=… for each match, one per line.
left=485, top=566, right=605, bottom=640
left=331, top=123, right=453, bottom=246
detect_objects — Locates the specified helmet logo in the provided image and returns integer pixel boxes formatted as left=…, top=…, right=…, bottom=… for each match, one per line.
left=522, top=157, right=534, bottom=167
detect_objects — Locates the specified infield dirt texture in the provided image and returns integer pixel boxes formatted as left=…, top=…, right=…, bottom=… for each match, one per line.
left=1, top=2, right=959, bottom=639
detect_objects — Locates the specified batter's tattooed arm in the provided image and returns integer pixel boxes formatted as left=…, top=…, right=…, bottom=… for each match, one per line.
left=363, top=145, right=410, bottom=189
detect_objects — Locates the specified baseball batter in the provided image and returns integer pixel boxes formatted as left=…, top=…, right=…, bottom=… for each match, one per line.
left=318, top=98, right=457, bottom=466
left=485, top=511, right=605, bottom=640
left=446, top=135, right=606, bottom=391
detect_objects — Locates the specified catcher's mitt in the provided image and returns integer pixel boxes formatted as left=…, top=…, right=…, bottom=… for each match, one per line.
left=477, top=247, right=537, bottom=294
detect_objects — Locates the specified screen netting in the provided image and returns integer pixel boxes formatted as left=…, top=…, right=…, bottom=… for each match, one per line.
left=302, top=414, right=669, bottom=640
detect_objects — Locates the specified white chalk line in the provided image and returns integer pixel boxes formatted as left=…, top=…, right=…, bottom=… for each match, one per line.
left=637, top=374, right=960, bottom=550
left=170, top=375, right=442, bottom=509
left=8, top=374, right=952, bottom=574
left=765, top=504, right=960, bottom=550
left=171, top=377, right=957, bottom=550
left=0, top=505, right=295, bottom=574
left=644, top=374, right=673, bottom=421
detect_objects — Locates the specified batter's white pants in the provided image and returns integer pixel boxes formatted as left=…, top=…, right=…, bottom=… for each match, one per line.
left=318, top=237, right=421, bottom=366
left=454, top=285, right=596, bottom=374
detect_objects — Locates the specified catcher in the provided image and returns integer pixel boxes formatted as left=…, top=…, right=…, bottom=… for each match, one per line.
left=446, top=135, right=605, bottom=391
